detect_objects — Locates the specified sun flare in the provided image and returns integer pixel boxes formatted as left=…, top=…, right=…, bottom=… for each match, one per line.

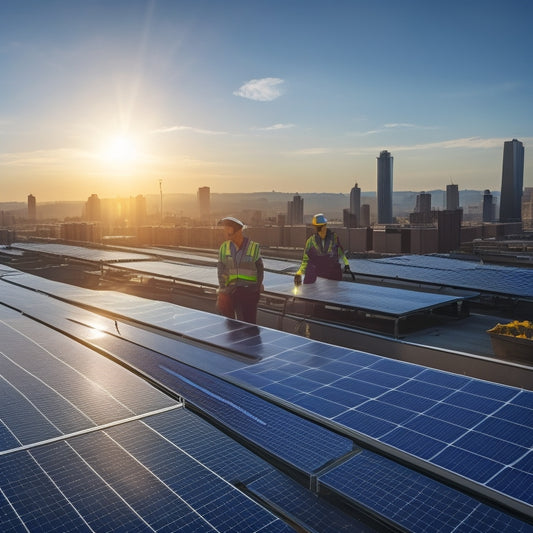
left=100, top=135, right=139, bottom=166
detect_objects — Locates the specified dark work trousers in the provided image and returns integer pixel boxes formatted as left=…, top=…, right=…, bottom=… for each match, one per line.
left=218, top=286, right=260, bottom=324
left=303, top=257, right=343, bottom=284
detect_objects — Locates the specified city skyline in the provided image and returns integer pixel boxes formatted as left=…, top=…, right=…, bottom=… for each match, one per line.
left=1, top=1, right=532, bottom=202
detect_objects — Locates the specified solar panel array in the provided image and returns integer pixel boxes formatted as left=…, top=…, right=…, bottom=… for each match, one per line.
left=109, top=259, right=466, bottom=318
left=349, top=254, right=533, bottom=298
left=3, top=304, right=366, bottom=532
left=11, top=241, right=154, bottom=263
left=1, top=270, right=532, bottom=530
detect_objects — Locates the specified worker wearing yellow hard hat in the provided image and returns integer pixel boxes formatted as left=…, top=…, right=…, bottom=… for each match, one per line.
left=294, top=213, right=351, bottom=285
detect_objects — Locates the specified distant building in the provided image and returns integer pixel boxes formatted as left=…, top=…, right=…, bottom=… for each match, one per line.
left=197, top=186, right=210, bottom=224
left=482, top=190, right=495, bottom=223
left=85, top=194, right=101, bottom=222
left=343, top=208, right=357, bottom=228
left=377, top=150, right=393, bottom=224
left=499, top=139, right=524, bottom=222
left=410, top=192, right=434, bottom=225
left=349, top=182, right=361, bottom=227
left=360, top=204, right=370, bottom=227
left=287, top=194, right=304, bottom=225
left=415, top=191, right=432, bottom=214
left=523, top=187, right=533, bottom=230
left=27, top=194, right=36, bottom=221
left=446, top=184, right=459, bottom=210
left=438, top=209, right=463, bottom=253
left=132, top=195, right=147, bottom=227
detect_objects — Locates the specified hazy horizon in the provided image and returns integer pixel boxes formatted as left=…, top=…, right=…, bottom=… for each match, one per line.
left=1, top=1, right=531, bottom=202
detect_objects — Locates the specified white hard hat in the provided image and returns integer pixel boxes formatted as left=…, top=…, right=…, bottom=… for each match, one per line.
left=217, top=216, right=245, bottom=229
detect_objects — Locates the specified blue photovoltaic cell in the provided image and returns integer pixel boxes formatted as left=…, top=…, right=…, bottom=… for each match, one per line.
left=144, top=409, right=273, bottom=483
left=432, top=446, right=505, bottom=483
left=246, top=470, right=375, bottom=532
left=349, top=255, right=533, bottom=298
left=318, top=450, right=533, bottom=533
left=0, top=452, right=93, bottom=532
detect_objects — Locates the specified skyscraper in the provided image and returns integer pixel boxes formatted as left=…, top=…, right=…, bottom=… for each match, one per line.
left=27, top=194, right=36, bottom=221
left=482, top=190, right=494, bottom=223
left=499, top=139, right=524, bottom=222
left=377, top=150, right=393, bottom=224
left=287, top=194, right=304, bottom=225
left=349, top=182, right=361, bottom=227
left=197, top=186, right=210, bottom=224
left=446, top=184, right=459, bottom=210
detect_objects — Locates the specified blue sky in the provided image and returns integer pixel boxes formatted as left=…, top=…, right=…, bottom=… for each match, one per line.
left=1, top=0, right=531, bottom=201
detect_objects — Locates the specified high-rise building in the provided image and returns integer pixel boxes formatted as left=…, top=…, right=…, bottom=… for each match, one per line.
left=197, top=186, right=210, bottom=224
left=415, top=192, right=432, bottom=214
left=482, top=190, right=495, bottom=223
left=349, top=182, right=361, bottom=227
left=410, top=191, right=434, bottom=224
left=499, top=139, right=524, bottom=222
left=287, top=194, right=304, bottom=225
left=85, top=194, right=101, bottom=221
left=27, top=194, right=36, bottom=221
left=377, top=150, right=393, bottom=224
left=446, top=184, right=459, bottom=210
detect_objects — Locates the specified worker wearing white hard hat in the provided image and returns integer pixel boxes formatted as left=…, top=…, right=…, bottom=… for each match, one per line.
left=216, top=216, right=264, bottom=323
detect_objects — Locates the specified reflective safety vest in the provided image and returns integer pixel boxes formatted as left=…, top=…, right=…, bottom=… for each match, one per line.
left=297, top=229, right=348, bottom=276
left=218, top=237, right=261, bottom=288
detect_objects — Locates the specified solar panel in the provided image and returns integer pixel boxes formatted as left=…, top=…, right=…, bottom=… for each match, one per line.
left=350, top=255, right=533, bottom=298
left=318, top=449, right=531, bottom=532
left=0, top=305, right=303, bottom=532
left=107, top=259, right=468, bottom=318
left=12, top=241, right=154, bottom=263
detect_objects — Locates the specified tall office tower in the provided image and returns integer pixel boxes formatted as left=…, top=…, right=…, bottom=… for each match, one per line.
left=499, top=139, right=524, bottom=222
left=349, top=182, right=361, bottom=227
left=197, top=186, right=210, bottom=223
left=446, top=184, right=459, bottom=210
left=85, top=194, right=101, bottom=221
left=27, top=194, right=36, bottom=221
left=377, top=150, right=393, bottom=224
left=287, top=194, right=304, bottom=225
left=482, top=190, right=494, bottom=222
left=415, top=192, right=431, bottom=214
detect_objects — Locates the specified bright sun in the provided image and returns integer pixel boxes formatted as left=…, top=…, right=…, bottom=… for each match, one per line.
left=101, top=135, right=139, bottom=166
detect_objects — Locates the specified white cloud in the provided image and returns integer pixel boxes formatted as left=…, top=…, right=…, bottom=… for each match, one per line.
left=255, top=123, right=295, bottom=131
left=384, top=123, right=416, bottom=129
left=151, top=125, right=227, bottom=135
left=234, top=78, right=284, bottom=102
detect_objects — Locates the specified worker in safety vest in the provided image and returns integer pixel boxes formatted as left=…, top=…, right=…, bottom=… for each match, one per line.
left=216, top=216, right=264, bottom=323
left=294, top=213, right=351, bottom=285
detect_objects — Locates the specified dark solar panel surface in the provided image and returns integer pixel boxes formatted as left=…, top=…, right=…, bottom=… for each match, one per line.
left=12, top=241, right=154, bottom=262
left=349, top=254, right=533, bottom=298
left=319, top=450, right=533, bottom=533
left=111, top=259, right=466, bottom=317
left=1, top=271, right=532, bottom=528
left=0, top=305, right=299, bottom=532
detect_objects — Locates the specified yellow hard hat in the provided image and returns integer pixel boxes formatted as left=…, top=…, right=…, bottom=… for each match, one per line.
left=312, top=213, right=327, bottom=226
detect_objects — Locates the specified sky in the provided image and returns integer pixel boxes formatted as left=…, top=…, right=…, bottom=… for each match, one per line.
left=1, top=0, right=532, bottom=202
